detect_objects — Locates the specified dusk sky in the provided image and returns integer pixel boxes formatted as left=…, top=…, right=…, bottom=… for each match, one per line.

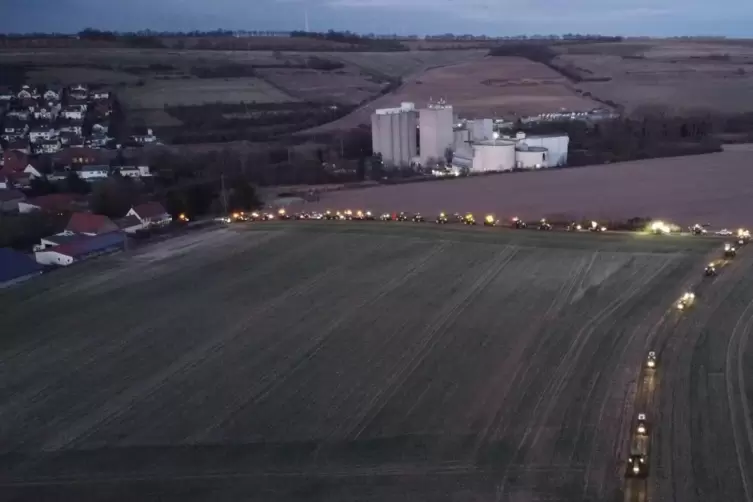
left=3, top=0, right=753, bottom=37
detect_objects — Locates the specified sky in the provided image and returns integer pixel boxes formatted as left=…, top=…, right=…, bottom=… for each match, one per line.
left=2, top=0, right=753, bottom=37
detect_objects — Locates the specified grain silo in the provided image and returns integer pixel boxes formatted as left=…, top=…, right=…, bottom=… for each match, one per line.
left=371, top=103, right=418, bottom=169
left=472, top=139, right=516, bottom=172
left=419, top=101, right=454, bottom=166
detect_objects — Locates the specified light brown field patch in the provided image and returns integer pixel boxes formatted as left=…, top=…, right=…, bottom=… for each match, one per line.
left=307, top=56, right=602, bottom=132
left=554, top=40, right=753, bottom=113
left=255, top=68, right=385, bottom=105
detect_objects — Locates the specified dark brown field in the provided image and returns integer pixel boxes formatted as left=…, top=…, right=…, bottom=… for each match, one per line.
left=297, top=147, right=753, bottom=228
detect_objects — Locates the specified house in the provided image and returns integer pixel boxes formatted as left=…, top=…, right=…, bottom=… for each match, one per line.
left=115, top=215, right=144, bottom=234
left=91, top=90, right=110, bottom=100
left=19, top=193, right=86, bottom=214
left=58, top=119, right=84, bottom=136
left=127, top=202, right=172, bottom=227
left=43, top=89, right=61, bottom=101
left=67, top=99, right=88, bottom=112
left=78, top=164, right=110, bottom=181
left=69, top=84, right=88, bottom=98
left=23, top=161, right=45, bottom=179
left=66, top=212, right=119, bottom=235
left=0, top=175, right=10, bottom=190
left=0, top=248, right=43, bottom=288
left=34, top=231, right=125, bottom=267
left=115, top=165, right=152, bottom=178
left=33, top=232, right=85, bottom=251
left=2, top=121, right=28, bottom=140
left=0, top=189, right=26, bottom=212
left=130, top=128, right=158, bottom=145
left=35, top=139, right=61, bottom=155
left=7, top=109, right=30, bottom=121
left=29, top=126, right=59, bottom=144
left=0, top=87, right=13, bottom=101
left=59, top=131, right=83, bottom=146
left=33, top=107, right=55, bottom=121
left=17, top=88, right=32, bottom=99
left=60, top=107, right=84, bottom=120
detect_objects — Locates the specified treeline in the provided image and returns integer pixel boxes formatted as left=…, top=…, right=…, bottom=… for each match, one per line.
left=488, top=44, right=611, bottom=82
left=519, top=114, right=723, bottom=166
left=290, top=30, right=407, bottom=51
left=158, top=102, right=356, bottom=145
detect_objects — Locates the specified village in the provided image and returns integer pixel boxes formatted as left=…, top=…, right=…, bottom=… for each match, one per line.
left=0, top=83, right=176, bottom=287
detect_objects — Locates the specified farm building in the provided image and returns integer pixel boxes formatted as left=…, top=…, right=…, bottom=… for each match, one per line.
left=127, top=202, right=172, bottom=227
left=0, top=248, right=42, bottom=288
left=34, top=232, right=126, bottom=267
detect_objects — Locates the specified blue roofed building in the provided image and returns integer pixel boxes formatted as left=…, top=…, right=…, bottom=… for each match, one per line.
left=34, top=231, right=126, bottom=267
left=0, top=248, right=43, bottom=288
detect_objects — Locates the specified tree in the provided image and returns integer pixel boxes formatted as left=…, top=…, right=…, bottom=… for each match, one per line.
left=229, top=177, right=261, bottom=211
left=65, top=172, right=90, bottom=194
left=90, top=178, right=139, bottom=218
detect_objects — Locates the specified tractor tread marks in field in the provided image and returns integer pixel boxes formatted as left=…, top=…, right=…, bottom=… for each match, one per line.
left=344, top=246, right=519, bottom=440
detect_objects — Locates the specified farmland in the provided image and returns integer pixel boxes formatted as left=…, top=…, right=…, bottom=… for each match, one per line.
left=0, top=222, right=735, bottom=501
left=297, top=146, right=753, bottom=228
left=307, top=56, right=603, bottom=132
left=551, top=39, right=753, bottom=113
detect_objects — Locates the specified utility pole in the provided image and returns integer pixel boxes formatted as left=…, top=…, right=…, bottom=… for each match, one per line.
left=221, top=173, right=228, bottom=215
left=340, top=135, right=344, bottom=158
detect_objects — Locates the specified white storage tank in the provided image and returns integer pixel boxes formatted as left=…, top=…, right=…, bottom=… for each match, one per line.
left=472, top=139, right=516, bottom=173
left=515, top=132, right=569, bottom=166
left=515, top=146, right=549, bottom=169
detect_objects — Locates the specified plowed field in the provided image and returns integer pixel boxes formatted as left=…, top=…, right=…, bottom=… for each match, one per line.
left=0, top=223, right=733, bottom=501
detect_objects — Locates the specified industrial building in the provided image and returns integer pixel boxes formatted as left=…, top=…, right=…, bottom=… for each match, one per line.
left=419, top=101, right=454, bottom=166
left=515, top=145, right=549, bottom=169
left=370, top=103, right=417, bottom=169
left=472, top=140, right=517, bottom=172
left=513, top=132, right=569, bottom=167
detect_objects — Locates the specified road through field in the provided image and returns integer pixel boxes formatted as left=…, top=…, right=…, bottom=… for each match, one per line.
left=650, top=247, right=753, bottom=502
left=0, top=224, right=730, bottom=501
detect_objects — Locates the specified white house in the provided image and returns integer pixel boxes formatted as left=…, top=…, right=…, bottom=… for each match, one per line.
left=61, top=108, right=84, bottom=120
left=35, top=140, right=62, bottom=155
left=87, top=136, right=110, bottom=148
left=78, top=165, right=109, bottom=181
left=116, top=165, right=152, bottom=178
left=59, top=121, right=83, bottom=136
left=0, top=89, right=13, bottom=101
left=23, top=164, right=45, bottom=179
left=3, top=123, right=28, bottom=136
left=29, top=127, right=58, bottom=144
left=17, top=88, right=31, bottom=99
left=71, top=84, right=88, bottom=93
left=33, top=107, right=55, bottom=121
left=130, top=129, right=158, bottom=144
left=7, top=110, right=30, bottom=121
left=91, top=90, right=110, bottom=100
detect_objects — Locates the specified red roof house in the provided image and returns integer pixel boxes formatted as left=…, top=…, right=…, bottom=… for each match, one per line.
left=66, top=212, right=119, bottom=236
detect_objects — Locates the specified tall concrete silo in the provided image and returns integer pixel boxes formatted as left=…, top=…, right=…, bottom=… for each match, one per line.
left=419, top=102, right=454, bottom=166
left=371, top=104, right=418, bottom=169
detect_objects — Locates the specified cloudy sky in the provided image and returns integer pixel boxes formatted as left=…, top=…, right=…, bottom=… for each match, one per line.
left=3, top=0, right=753, bottom=37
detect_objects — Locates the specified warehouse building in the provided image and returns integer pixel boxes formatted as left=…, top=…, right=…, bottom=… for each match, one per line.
left=370, top=103, right=417, bottom=169
left=34, top=232, right=126, bottom=267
